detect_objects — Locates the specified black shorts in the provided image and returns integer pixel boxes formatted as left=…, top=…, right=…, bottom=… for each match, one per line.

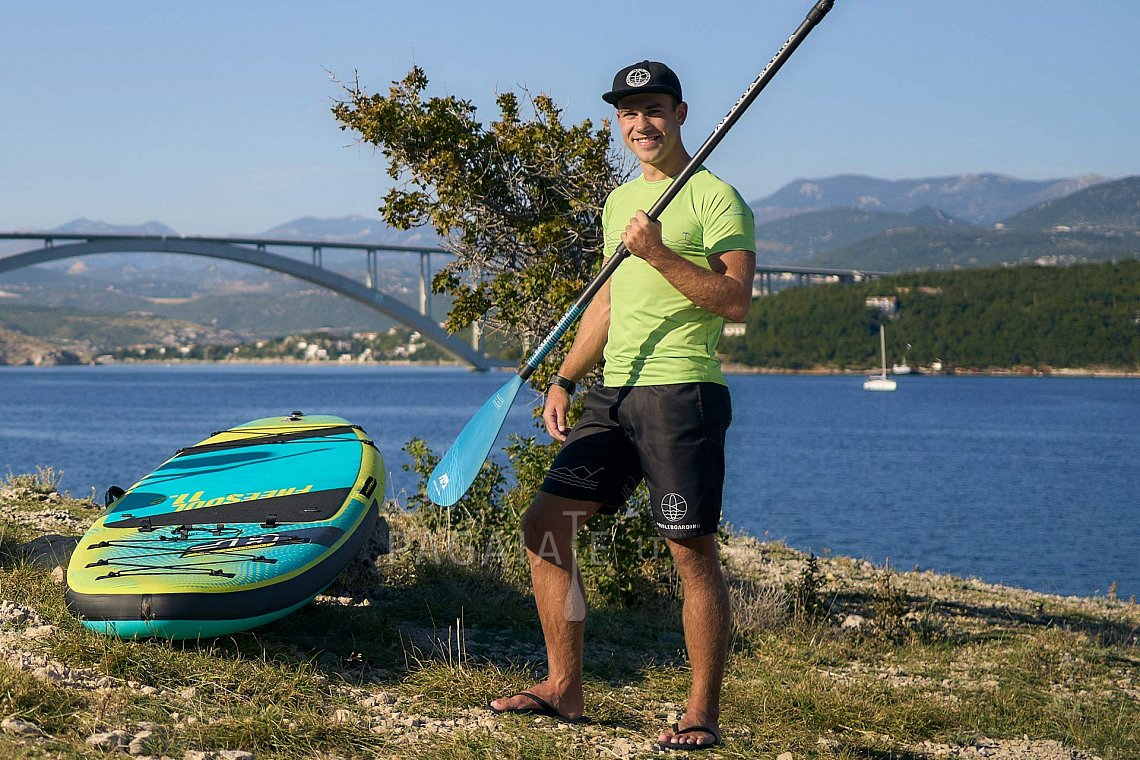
left=539, top=382, right=732, bottom=539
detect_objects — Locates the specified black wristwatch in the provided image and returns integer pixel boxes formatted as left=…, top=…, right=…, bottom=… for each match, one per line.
left=546, top=374, right=576, bottom=395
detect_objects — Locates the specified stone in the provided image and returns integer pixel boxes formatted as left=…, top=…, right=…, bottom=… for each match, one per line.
left=16, top=534, right=80, bottom=569
left=129, top=729, right=159, bottom=755
left=86, top=730, right=129, bottom=749
left=1, top=717, right=45, bottom=737
left=23, top=624, right=57, bottom=639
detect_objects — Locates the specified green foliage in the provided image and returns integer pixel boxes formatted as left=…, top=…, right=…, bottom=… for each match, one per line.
left=722, top=260, right=1140, bottom=370
left=333, top=67, right=628, bottom=376
left=785, top=553, right=829, bottom=625
left=398, top=437, right=676, bottom=609
left=4, top=466, right=63, bottom=495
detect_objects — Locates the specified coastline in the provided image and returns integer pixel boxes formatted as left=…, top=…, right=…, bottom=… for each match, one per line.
left=5, top=356, right=1139, bottom=379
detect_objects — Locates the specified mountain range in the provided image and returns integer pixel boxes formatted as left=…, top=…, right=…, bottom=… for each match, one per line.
left=748, top=172, right=1107, bottom=225
left=1, top=172, right=1137, bottom=342
left=753, top=175, right=1139, bottom=271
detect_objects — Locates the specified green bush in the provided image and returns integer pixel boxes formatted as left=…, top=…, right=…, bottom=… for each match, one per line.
left=400, top=435, right=676, bottom=610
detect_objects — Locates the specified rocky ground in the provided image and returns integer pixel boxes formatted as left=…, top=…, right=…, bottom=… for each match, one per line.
left=0, top=481, right=1136, bottom=759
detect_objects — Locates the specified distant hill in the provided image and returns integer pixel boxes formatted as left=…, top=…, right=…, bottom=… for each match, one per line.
left=999, top=176, right=1140, bottom=232
left=50, top=218, right=179, bottom=236
left=0, top=302, right=239, bottom=362
left=722, top=259, right=1140, bottom=371
left=255, top=214, right=441, bottom=247
left=750, top=173, right=1107, bottom=225
left=801, top=227, right=1139, bottom=272
left=0, top=326, right=89, bottom=366
left=796, top=176, right=1140, bottom=271
left=756, top=206, right=967, bottom=264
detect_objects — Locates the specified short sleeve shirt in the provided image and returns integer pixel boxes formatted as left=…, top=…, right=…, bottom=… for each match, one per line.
left=602, top=167, right=755, bottom=387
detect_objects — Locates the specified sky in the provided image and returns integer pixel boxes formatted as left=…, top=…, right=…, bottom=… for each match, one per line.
left=2, top=0, right=1138, bottom=236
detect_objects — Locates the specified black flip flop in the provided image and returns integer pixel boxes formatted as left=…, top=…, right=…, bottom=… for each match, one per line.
left=657, top=723, right=722, bottom=751
left=487, top=691, right=588, bottom=724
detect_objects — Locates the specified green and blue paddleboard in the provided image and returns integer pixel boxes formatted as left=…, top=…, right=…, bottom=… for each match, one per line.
left=65, top=412, right=383, bottom=639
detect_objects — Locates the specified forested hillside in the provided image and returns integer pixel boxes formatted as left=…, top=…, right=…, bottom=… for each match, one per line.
left=721, top=260, right=1140, bottom=371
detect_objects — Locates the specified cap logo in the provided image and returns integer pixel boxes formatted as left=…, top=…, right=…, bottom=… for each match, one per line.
left=625, top=68, right=651, bottom=87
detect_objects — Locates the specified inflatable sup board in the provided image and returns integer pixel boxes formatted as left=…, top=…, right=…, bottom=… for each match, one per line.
left=66, top=412, right=382, bottom=639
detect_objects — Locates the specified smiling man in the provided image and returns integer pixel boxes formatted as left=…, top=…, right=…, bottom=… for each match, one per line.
left=489, top=60, right=756, bottom=752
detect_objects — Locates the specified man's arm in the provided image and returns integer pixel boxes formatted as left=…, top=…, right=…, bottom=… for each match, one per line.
left=543, top=279, right=611, bottom=441
left=621, top=210, right=755, bottom=323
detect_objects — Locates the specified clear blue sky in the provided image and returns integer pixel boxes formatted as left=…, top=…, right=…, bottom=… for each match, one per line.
left=2, top=0, right=1137, bottom=236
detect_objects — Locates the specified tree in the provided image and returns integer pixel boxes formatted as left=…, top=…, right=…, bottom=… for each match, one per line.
left=332, top=67, right=629, bottom=383
left=333, top=69, right=675, bottom=608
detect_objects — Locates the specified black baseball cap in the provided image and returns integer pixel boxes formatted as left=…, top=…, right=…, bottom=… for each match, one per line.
left=602, top=60, right=683, bottom=106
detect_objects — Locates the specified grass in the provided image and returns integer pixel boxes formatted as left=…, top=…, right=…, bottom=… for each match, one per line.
left=4, top=466, right=65, bottom=496
left=0, top=487, right=1137, bottom=759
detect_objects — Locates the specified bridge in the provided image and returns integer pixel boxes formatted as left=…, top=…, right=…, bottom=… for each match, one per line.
left=753, top=263, right=887, bottom=296
left=0, top=232, right=886, bottom=365
left=0, top=232, right=499, bottom=370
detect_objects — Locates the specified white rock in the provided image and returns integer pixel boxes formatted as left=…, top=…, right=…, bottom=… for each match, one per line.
left=129, top=729, right=159, bottom=755
left=216, top=751, right=255, bottom=760
left=86, top=730, right=129, bottom=749
left=1, top=717, right=45, bottom=736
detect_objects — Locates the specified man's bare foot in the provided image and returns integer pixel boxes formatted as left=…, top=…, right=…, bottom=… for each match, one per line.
left=657, top=715, right=722, bottom=750
left=488, top=681, right=584, bottom=721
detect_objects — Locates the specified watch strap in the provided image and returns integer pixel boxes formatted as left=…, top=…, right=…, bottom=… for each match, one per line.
left=547, top=374, right=576, bottom=395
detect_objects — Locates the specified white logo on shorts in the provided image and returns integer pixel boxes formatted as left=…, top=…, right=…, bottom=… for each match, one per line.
left=660, top=492, right=688, bottom=522
left=626, top=68, right=651, bottom=87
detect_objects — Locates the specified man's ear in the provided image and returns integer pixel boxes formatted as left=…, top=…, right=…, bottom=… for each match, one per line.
left=676, top=100, right=688, bottom=125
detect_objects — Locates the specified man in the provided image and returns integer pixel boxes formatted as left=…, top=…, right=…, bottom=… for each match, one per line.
left=490, top=60, right=755, bottom=751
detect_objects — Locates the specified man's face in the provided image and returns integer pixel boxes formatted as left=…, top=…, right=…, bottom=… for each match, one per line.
left=615, top=93, right=687, bottom=170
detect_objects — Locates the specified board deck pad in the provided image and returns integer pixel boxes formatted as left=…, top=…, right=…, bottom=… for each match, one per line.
left=66, top=413, right=383, bottom=639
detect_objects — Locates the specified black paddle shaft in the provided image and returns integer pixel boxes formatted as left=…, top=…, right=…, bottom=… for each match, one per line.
left=517, top=0, right=835, bottom=382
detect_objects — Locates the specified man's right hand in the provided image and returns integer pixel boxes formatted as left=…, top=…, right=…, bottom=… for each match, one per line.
left=543, top=386, right=572, bottom=442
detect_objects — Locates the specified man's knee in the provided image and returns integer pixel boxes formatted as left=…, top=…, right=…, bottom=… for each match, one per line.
left=521, top=492, right=599, bottom=553
left=666, top=534, right=724, bottom=583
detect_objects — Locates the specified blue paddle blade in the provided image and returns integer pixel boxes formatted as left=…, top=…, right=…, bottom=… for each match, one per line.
left=428, top=373, right=525, bottom=507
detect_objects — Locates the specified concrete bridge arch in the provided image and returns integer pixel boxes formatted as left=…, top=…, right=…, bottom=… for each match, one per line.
left=0, top=235, right=493, bottom=370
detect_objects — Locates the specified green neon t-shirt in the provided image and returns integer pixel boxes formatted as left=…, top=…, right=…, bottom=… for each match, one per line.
left=602, top=166, right=755, bottom=387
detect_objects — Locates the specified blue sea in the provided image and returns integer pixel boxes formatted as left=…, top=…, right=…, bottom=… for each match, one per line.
left=2, top=365, right=1136, bottom=599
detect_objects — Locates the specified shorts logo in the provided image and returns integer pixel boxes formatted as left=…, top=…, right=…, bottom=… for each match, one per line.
left=626, top=68, right=651, bottom=87
left=660, top=492, right=688, bottom=523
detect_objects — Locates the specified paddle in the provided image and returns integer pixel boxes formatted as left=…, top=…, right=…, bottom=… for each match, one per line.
left=428, top=0, right=837, bottom=507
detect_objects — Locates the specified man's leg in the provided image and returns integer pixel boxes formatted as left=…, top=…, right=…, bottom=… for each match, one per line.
left=489, top=491, right=602, bottom=720
left=658, top=534, right=730, bottom=748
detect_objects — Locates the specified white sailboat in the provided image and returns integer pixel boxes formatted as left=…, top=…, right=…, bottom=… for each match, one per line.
left=864, top=324, right=897, bottom=392
left=892, top=343, right=913, bottom=375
